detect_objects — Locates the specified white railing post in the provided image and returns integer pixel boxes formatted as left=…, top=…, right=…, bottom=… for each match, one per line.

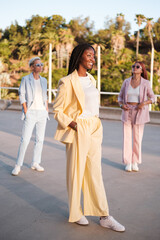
left=149, top=47, right=154, bottom=111
left=48, top=43, right=52, bottom=103
left=97, top=46, right=101, bottom=105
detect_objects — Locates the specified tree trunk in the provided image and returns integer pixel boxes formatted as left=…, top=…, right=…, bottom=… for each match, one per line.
left=61, top=53, right=63, bottom=68
left=60, top=48, right=63, bottom=68
left=66, top=50, right=69, bottom=69
left=57, top=50, right=60, bottom=69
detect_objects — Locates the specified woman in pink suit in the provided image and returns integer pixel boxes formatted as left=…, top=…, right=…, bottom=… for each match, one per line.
left=118, top=62, right=155, bottom=172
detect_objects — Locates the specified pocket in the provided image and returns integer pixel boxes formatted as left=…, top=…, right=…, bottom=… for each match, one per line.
left=25, top=109, right=30, bottom=119
left=24, top=111, right=27, bottom=119
left=91, top=119, right=103, bottom=142
left=76, top=122, right=78, bottom=132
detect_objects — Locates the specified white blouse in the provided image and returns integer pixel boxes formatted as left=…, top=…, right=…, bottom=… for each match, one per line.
left=78, top=76, right=99, bottom=118
left=127, top=84, right=140, bottom=103
left=30, top=79, right=46, bottom=110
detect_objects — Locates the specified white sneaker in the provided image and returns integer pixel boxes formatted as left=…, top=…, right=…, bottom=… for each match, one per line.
left=31, top=163, right=44, bottom=172
left=75, top=216, right=89, bottom=226
left=125, top=164, right=132, bottom=172
left=12, top=165, right=21, bottom=176
left=132, top=162, right=139, bottom=172
left=100, top=216, right=125, bottom=232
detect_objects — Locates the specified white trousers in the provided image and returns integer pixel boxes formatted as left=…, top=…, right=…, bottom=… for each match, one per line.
left=123, top=106, right=144, bottom=164
left=16, top=109, right=47, bottom=166
left=66, top=117, right=109, bottom=222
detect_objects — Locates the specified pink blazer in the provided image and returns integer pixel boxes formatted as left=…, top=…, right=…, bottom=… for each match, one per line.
left=118, top=77, right=155, bottom=124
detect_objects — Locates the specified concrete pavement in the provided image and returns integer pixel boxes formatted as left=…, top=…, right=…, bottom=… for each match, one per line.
left=0, top=110, right=160, bottom=240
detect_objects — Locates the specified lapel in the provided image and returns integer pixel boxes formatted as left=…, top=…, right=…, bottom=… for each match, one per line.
left=39, top=75, right=45, bottom=98
left=70, top=70, right=85, bottom=111
left=29, top=73, right=35, bottom=99
left=139, top=77, right=144, bottom=103
left=70, top=70, right=97, bottom=111
left=125, top=77, right=131, bottom=102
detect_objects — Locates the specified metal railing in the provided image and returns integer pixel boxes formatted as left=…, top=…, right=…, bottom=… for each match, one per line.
left=0, top=87, right=58, bottom=99
left=99, top=91, right=160, bottom=104
left=0, top=86, right=160, bottom=108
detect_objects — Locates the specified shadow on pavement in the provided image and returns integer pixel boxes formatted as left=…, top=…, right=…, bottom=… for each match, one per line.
left=102, top=158, right=124, bottom=170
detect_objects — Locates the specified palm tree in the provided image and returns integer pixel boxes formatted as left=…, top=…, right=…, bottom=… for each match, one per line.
left=116, top=13, right=125, bottom=31
left=18, top=39, right=30, bottom=60
left=29, top=33, right=42, bottom=55
left=153, top=18, right=160, bottom=41
left=40, top=31, right=59, bottom=69
left=111, top=31, right=125, bottom=64
left=55, top=43, right=61, bottom=69
left=146, top=18, right=154, bottom=49
left=40, top=32, right=58, bottom=50
left=69, top=16, right=94, bottom=43
left=135, top=14, right=145, bottom=58
left=26, top=15, right=46, bottom=36
left=58, top=28, right=74, bottom=68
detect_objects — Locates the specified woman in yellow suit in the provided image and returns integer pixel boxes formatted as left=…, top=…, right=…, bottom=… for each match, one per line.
left=53, top=44, right=125, bottom=232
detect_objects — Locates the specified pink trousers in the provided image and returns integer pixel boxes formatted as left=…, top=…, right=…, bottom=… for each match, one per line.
left=123, top=106, right=144, bottom=164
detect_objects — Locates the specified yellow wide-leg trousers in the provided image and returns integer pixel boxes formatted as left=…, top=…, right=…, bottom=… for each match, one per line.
left=66, top=117, right=109, bottom=222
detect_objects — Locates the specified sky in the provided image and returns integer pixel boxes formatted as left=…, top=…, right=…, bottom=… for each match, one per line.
left=0, top=0, right=160, bottom=34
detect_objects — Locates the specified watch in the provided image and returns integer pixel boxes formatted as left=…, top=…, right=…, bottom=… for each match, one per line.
left=73, top=124, right=77, bottom=130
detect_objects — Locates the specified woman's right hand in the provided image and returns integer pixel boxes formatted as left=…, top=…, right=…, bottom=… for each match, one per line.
left=24, top=108, right=28, bottom=114
left=122, top=104, right=130, bottom=111
left=22, top=102, right=27, bottom=114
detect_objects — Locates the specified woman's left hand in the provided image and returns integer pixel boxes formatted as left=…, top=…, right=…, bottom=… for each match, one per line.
left=136, top=102, right=145, bottom=110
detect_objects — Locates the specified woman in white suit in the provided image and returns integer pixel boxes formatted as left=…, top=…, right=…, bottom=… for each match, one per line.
left=53, top=44, right=125, bottom=232
left=12, top=57, right=49, bottom=176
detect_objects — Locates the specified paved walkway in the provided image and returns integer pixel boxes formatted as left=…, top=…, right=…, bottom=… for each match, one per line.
left=0, top=110, right=160, bottom=240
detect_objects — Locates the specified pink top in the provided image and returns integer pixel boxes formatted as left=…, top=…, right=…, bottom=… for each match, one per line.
left=118, top=77, right=155, bottom=124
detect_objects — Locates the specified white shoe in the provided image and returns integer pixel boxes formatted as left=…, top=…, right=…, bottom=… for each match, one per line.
left=100, top=216, right=125, bottom=232
left=132, top=162, right=139, bottom=172
left=12, top=165, right=21, bottom=176
left=31, top=163, right=44, bottom=172
left=75, top=216, right=89, bottom=226
left=125, top=164, right=132, bottom=172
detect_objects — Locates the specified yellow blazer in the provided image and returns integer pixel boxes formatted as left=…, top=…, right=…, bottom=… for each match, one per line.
left=53, top=69, right=97, bottom=143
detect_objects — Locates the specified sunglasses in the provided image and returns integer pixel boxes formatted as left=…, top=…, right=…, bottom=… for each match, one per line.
left=35, top=63, right=43, bottom=67
left=132, top=65, right=142, bottom=69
